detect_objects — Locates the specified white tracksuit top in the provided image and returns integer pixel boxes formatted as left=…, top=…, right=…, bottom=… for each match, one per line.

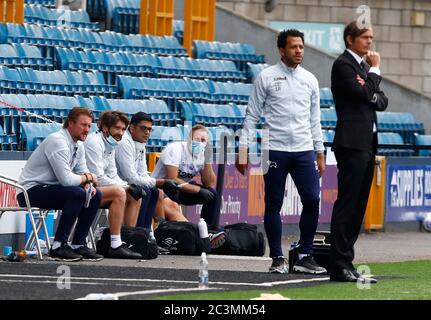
left=240, top=61, right=324, bottom=153
left=115, top=129, right=156, bottom=188
left=84, top=131, right=127, bottom=187
left=18, top=128, right=88, bottom=192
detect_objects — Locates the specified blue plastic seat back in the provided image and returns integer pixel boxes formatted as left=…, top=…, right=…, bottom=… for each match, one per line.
left=20, top=121, right=62, bottom=150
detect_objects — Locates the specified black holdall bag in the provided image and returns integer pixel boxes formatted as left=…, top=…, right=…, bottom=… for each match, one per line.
left=96, top=226, right=159, bottom=259
left=211, top=223, right=266, bottom=256
left=154, top=220, right=211, bottom=255
left=288, top=231, right=331, bottom=273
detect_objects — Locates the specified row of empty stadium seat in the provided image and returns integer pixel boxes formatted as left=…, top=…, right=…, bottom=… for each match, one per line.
left=3, top=23, right=187, bottom=58
left=0, top=43, right=52, bottom=70
left=118, top=76, right=252, bottom=110
left=377, top=112, right=425, bottom=144
left=54, top=48, right=247, bottom=84
left=180, top=101, right=246, bottom=131
left=107, top=0, right=140, bottom=34
left=0, top=123, right=17, bottom=151
left=0, top=94, right=180, bottom=137
left=0, top=66, right=116, bottom=98
left=247, top=62, right=270, bottom=83
left=415, top=134, right=431, bottom=156
left=25, top=5, right=98, bottom=30
left=319, top=87, right=335, bottom=107
left=193, top=40, right=265, bottom=71
left=320, top=108, right=337, bottom=129
left=377, top=132, right=415, bottom=157
left=25, top=0, right=55, bottom=6
left=19, top=121, right=240, bottom=155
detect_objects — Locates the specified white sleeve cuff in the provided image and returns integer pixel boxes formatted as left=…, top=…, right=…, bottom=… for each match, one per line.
left=369, top=67, right=381, bottom=76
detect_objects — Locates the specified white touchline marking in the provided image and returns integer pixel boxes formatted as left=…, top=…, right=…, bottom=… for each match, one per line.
left=206, top=255, right=271, bottom=261
left=259, top=277, right=330, bottom=286
left=0, top=274, right=329, bottom=287
left=76, top=287, right=218, bottom=300
left=0, top=279, right=106, bottom=286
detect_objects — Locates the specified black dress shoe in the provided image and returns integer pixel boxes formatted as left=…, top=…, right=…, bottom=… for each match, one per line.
left=330, top=269, right=358, bottom=282
left=106, top=244, right=142, bottom=259
left=351, top=269, right=378, bottom=284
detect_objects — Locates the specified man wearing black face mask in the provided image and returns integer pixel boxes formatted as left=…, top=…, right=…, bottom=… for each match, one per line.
left=151, top=125, right=220, bottom=234
left=84, top=111, right=142, bottom=259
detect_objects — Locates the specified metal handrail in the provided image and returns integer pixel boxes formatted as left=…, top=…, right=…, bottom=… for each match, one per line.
left=0, top=173, right=44, bottom=260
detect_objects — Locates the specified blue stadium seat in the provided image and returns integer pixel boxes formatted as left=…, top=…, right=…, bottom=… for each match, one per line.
left=415, top=134, right=431, bottom=156
left=377, top=132, right=415, bottom=157
left=320, top=87, right=334, bottom=107
left=320, top=108, right=337, bottom=129
left=377, top=111, right=424, bottom=144
left=20, top=121, right=62, bottom=151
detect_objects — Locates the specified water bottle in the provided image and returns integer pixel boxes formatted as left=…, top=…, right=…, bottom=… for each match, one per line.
left=198, top=252, right=209, bottom=289
left=198, top=218, right=208, bottom=238
left=38, top=239, right=49, bottom=255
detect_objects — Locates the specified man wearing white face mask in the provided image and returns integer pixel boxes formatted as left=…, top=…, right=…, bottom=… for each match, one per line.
left=115, top=112, right=184, bottom=228
left=84, top=111, right=142, bottom=259
left=151, top=125, right=219, bottom=232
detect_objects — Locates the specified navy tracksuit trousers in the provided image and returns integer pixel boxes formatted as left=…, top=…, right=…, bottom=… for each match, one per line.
left=264, top=150, right=321, bottom=258
left=17, top=185, right=102, bottom=245
left=136, top=185, right=159, bottom=229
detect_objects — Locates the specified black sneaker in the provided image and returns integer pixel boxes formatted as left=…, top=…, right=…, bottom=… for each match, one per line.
left=73, top=245, right=104, bottom=262
left=292, top=255, right=327, bottom=274
left=157, top=245, right=170, bottom=255
left=269, top=256, right=289, bottom=274
left=209, top=231, right=226, bottom=249
left=49, top=244, right=83, bottom=262
left=106, top=243, right=143, bottom=259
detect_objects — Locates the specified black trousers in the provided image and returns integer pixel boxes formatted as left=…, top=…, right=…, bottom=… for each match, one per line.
left=330, top=147, right=375, bottom=273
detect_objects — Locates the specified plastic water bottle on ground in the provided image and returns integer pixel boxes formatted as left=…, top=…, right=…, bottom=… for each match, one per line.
left=38, top=239, right=49, bottom=255
left=198, top=252, right=209, bottom=289
left=198, top=218, right=209, bottom=238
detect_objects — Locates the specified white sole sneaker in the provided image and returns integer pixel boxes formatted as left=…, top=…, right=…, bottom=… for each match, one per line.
left=292, top=265, right=327, bottom=274
left=269, top=267, right=289, bottom=274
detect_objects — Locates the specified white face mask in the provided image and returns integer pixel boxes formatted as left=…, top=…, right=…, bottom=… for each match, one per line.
left=191, top=140, right=206, bottom=155
left=105, top=134, right=118, bottom=147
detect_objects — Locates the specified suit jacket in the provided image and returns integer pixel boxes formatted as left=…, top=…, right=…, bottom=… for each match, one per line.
left=331, top=50, right=388, bottom=152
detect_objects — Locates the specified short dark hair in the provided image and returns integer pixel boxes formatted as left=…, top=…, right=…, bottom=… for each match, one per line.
left=63, top=107, right=93, bottom=129
left=277, top=29, right=304, bottom=49
left=130, top=112, right=153, bottom=126
left=98, top=110, right=129, bottom=130
left=343, top=21, right=371, bottom=48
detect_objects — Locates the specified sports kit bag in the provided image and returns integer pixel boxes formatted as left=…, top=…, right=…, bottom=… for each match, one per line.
left=96, top=226, right=159, bottom=259
left=288, top=231, right=331, bottom=272
left=211, top=223, right=266, bottom=256
left=154, top=220, right=211, bottom=255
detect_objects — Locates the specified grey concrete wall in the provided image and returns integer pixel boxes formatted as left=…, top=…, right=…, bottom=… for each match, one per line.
left=217, top=0, right=431, bottom=99
left=215, top=4, right=431, bottom=132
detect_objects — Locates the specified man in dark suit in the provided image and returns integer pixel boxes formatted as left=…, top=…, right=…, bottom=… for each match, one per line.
left=330, top=21, right=388, bottom=283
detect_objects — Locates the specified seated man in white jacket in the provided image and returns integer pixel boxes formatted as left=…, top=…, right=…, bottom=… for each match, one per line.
left=84, top=111, right=143, bottom=259
left=17, top=107, right=103, bottom=262
left=115, top=112, right=184, bottom=229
